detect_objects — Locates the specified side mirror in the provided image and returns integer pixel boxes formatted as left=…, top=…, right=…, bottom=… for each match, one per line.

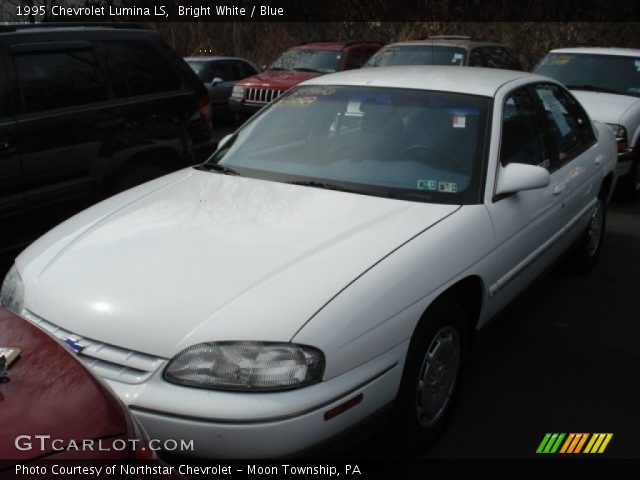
left=211, top=77, right=224, bottom=86
left=261, top=65, right=268, bottom=71
left=495, top=163, right=550, bottom=196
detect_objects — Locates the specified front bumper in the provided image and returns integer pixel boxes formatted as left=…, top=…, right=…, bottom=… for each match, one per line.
left=229, top=98, right=264, bottom=117
left=104, top=343, right=406, bottom=458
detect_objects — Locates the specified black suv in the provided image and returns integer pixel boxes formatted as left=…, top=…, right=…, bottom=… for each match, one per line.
left=0, top=24, right=213, bottom=260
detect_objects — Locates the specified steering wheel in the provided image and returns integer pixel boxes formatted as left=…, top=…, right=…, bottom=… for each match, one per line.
left=398, top=145, right=467, bottom=174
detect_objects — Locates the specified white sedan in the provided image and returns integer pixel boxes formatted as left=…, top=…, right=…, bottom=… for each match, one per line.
left=1, top=66, right=616, bottom=458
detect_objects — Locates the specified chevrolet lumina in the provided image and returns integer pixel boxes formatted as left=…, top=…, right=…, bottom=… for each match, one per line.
left=1, top=67, right=616, bottom=458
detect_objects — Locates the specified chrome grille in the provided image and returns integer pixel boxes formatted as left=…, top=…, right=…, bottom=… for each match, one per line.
left=21, top=310, right=165, bottom=384
left=245, top=88, right=283, bottom=105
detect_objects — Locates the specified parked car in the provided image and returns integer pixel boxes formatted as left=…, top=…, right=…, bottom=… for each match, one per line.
left=185, top=56, right=261, bottom=121
left=229, top=41, right=381, bottom=118
left=0, top=307, right=159, bottom=462
left=1, top=66, right=616, bottom=458
left=363, top=36, right=523, bottom=70
left=534, top=47, right=640, bottom=199
left=0, top=23, right=213, bottom=263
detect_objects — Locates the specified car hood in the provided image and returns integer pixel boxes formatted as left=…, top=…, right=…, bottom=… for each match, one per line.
left=570, top=90, right=640, bottom=125
left=0, top=309, right=128, bottom=460
left=18, top=169, right=459, bottom=359
left=237, top=69, right=324, bottom=89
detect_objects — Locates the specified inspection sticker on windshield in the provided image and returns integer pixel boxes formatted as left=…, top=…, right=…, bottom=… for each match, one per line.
left=438, top=182, right=458, bottom=193
left=453, top=116, right=466, bottom=128
left=417, top=179, right=437, bottom=191
left=635, top=59, right=640, bottom=71
left=452, top=53, right=464, bottom=64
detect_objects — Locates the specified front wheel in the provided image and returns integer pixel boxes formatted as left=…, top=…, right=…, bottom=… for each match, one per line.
left=391, top=295, right=469, bottom=453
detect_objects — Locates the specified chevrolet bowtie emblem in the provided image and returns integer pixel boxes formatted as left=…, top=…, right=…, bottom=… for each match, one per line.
left=63, top=337, right=85, bottom=354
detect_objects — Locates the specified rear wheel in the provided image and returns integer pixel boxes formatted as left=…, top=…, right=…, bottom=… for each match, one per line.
left=391, top=295, right=469, bottom=452
left=572, top=195, right=606, bottom=273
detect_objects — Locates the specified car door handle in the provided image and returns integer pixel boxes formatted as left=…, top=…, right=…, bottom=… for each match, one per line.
left=553, top=183, right=566, bottom=195
left=595, top=154, right=603, bottom=165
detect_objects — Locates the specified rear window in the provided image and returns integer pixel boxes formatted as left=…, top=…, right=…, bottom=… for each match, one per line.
left=13, top=50, right=109, bottom=114
left=101, top=41, right=184, bottom=97
left=364, top=45, right=467, bottom=67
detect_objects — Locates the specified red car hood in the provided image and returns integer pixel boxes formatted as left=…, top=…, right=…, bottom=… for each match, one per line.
left=0, top=308, right=129, bottom=460
left=237, top=69, right=324, bottom=90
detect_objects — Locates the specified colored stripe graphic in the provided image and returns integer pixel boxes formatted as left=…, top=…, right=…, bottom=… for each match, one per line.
left=536, top=433, right=565, bottom=453
left=538, top=433, right=613, bottom=454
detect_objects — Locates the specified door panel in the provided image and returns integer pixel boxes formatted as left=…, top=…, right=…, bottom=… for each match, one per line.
left=486, top=87, right=566, bottom=306
left=12, top=47, right=109, bottom=239
left=532, top=84, right=600, bottom=235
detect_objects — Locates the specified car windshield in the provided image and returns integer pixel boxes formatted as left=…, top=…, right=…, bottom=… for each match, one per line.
left=187, top=60, right=214, bottom=83
left=364, top=45, right=467, bottom=67
left=269, top=49, right=343, bottom=73
left=535, top=53, right=640, bottom=97
left=205, top=86, right=490, bottom=204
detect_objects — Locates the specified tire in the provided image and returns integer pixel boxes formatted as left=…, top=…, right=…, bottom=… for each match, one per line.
left=571, top=195, right=606, bottom=273
left=616, top=156, right=640, bottom=201
left=391, top=295, right=469, bottom=453
left=105, top=163, right=168, bottom=197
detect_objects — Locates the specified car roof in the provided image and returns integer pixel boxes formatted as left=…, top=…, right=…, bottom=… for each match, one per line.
left=302, top=65, right=546, bottom=97
left=185, top=56, right=249, bottom=62
left=290, top=41, right=380, bottom=51
left=550, top=46, right=640, bottom=57
left=384, top=39, right=505, bottom=49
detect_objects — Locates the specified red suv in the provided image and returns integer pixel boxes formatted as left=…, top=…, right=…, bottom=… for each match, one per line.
left=229, top=41, right=381, bottom=117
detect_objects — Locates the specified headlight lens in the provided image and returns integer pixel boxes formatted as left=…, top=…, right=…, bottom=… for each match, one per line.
left=164, top=341, right=325, bottom=392
left=0, top=264, right=25, bottom=314
left=231, top=85, right=245, bottom=100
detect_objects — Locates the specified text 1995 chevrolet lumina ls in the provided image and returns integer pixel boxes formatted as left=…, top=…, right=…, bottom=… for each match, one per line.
left=1, top=66, right=616, bottom=458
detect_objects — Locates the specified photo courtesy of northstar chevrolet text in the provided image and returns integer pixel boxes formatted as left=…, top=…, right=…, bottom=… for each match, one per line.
left=0, top=0, right=639, bottom=477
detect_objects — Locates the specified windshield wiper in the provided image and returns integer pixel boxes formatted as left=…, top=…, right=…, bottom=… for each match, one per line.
left=566, top=84, right=622, bottom=95
left=196, top=163, right=241, bottom=175
left=288, top=180, right=357, bottom=192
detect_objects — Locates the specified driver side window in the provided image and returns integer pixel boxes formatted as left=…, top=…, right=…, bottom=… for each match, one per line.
left=500, top=88, right=549, bottom=169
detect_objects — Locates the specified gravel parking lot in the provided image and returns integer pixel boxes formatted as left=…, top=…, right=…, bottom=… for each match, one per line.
left=351, top=199, right=640, bottom=459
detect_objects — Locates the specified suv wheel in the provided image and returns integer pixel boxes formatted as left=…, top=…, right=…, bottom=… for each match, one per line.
left=106, top=163, right=169, bottom=196
left=391, top=295, right=468, bottom=453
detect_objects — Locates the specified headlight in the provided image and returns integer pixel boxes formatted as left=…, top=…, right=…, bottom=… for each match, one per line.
left=231, top=85, right=245, bottom=100
left=606, top=123, right=629, bottom=153
left=164, top=341, right=325, bottom=392
left=0, top=264, right=25, bottom=314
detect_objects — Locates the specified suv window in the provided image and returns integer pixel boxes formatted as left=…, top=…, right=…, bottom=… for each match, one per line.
left=101, top=41, right=183, bottom=97
left=470, top=47, right=522, bottom=70
left=13, top=50, right=109, bottom=114
left=500, top=88, right=549, bottom=168
left=533, top=84, right=587, bottom=164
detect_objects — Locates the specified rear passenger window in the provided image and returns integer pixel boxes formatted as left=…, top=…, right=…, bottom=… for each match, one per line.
left=101, top=41, right=183, bottom=97
left=469, top=47, right=522, bottom=70
left=500, top=88, right=549, bottom=168
left=533, top=84, right=587, bottom=164
left=13, top=50, right=108, bottom=114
